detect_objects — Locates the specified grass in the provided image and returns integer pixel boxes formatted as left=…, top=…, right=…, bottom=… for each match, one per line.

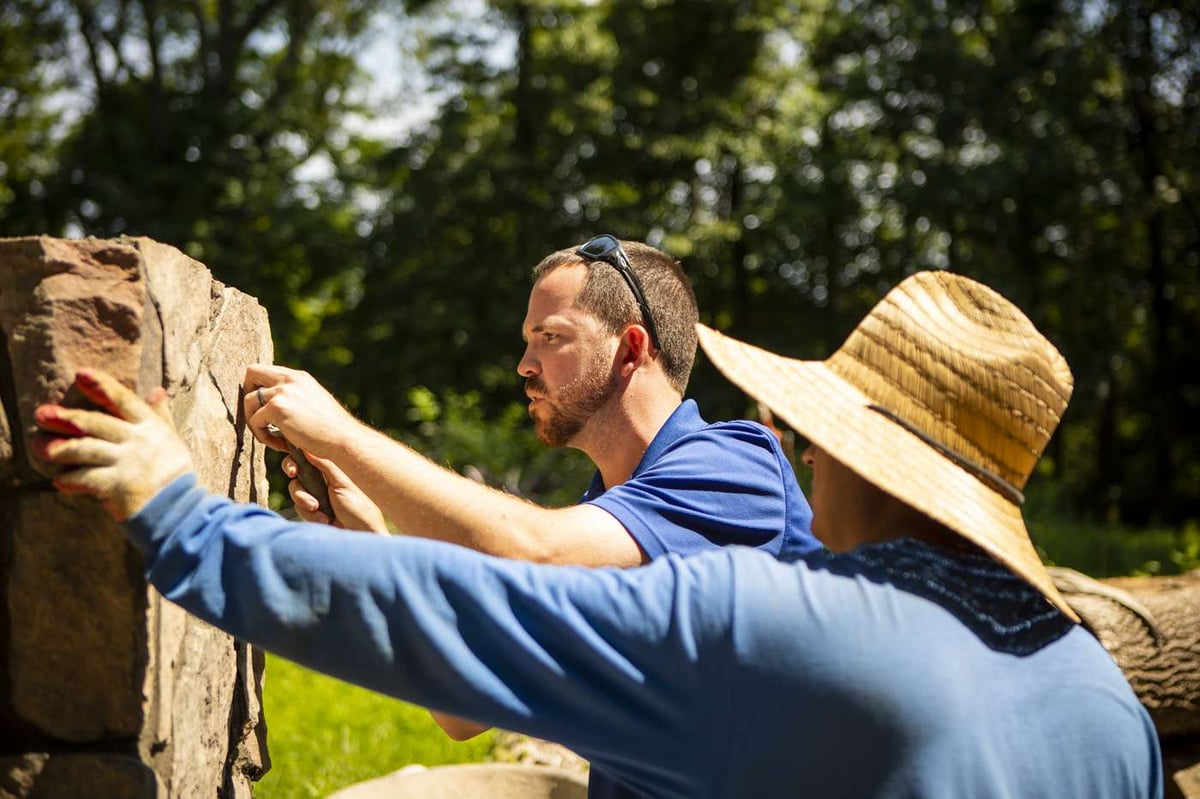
left=253, top=655, right=495, bottom=798
left=1029, top=516, right=1200, bottom=578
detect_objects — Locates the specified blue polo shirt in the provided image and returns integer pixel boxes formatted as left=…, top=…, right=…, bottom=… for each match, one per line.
left=582, top=400, right=819, bottom=563
left=582, top=400, right=819, bottom=798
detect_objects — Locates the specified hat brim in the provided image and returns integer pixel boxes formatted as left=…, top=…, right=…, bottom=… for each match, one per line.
left=697, top=324, right=1077, bottom=622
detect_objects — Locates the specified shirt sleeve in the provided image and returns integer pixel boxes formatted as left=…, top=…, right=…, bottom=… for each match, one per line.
left=587, top=422, right=792, bottom=559
left=123, top=474, right=738, bottom=795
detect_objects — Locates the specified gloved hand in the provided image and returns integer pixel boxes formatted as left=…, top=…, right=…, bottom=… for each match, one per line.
left=284, top=450, right=388, bottom=533
left=33, top=369, right=194, bottom=521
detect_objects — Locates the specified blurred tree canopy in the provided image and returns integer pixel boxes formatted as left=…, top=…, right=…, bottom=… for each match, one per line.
left=1, top=0, right=1196, bottom=525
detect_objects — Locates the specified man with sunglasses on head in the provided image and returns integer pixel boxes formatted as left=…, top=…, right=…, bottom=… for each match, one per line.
left=237, top=235, right=820, bottom=787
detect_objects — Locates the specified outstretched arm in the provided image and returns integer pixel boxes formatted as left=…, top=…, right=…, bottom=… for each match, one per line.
left=32, top=370, right=734, bottom=791
left=117, top=474, right=732, bottom=791
left=242, top=364, right=645, bottom=567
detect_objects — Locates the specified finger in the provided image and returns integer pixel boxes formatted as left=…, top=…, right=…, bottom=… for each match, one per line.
left=288, top=480, right=330, bottom=523
left=34, top=406, right=130, bottom=443
left=288, top=479, right=320, bottom=512
left=244, top=363, right=291, bottom=384
left=74, top=369, right=153, bottom=423
left=52, top=466, right=107, bottom=496
left=33, top=404, right=87, bottom=436
left=37, top=436, right=120, bottom=466
left=252, top=418, right=290, bottom=452
left=243, top=364, right=298, bottom=396
left=242, top=383, right=273, bottom=421
left=282, top=455, right=298, bottom=479
left=146, top=386, right=174, bottom=425
left=245, top=402, right=289, bottom=452
left=29, top=434, right=67, bottom=461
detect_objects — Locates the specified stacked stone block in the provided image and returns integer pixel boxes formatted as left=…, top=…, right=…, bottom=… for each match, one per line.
left=0, top=237, right=270, bottom=798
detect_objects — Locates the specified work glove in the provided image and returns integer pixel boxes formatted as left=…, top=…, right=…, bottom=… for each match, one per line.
left=33, top=369, right=194, bottom=521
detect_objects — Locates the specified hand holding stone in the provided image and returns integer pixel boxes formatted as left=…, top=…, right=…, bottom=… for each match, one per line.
left=242, top=364, right=359, bottom=459
left=284, top=450, right=388, bottom=533
left=33, top=369, right=194, bottom=521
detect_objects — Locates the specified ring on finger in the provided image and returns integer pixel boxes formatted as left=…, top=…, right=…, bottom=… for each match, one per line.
left=257, top=387, right=266, bottom=409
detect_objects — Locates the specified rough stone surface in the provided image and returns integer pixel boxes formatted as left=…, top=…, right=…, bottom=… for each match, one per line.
left=326, top=763, right=588, bottom=799
left=8, top=492, right=147, bottom=741
left=0, top=753, right=163, bottom=799
left=0, top=236, right=158, bottom=486
left=0, top=235, right=271, bottom=797
left=1167, top=741, right=1200, bottom=799
left=491, top=732, right=589, bottom=774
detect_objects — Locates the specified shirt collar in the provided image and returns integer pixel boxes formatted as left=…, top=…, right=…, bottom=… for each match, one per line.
left=809, top=538, right=1074, bottom=654
left=583, top=399, right=704, bottom=498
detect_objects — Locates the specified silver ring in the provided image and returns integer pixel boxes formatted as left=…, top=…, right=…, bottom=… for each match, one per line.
left=257, top=387, right=266, bottom=409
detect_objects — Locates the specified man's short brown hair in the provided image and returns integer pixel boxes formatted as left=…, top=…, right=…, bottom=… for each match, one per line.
left=532, top=240, right=698, bottom=393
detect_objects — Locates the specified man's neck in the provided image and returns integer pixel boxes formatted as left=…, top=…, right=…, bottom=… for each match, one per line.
left=577, top=390, right=682, bottom=490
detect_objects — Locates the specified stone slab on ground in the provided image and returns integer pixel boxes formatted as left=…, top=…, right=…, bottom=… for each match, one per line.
left=326, top=763, right=587, bottom=799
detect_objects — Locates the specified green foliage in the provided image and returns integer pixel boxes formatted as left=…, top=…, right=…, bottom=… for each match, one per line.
left=0, top=0, right=384, bottom=377
left=254, top=653, right=494, bottom=799
left=798, top=0, right=1200, bottom=525
left=0, top=2, right=69, bottom=232
left=1025, top=477, right=1200, bottom=576
left=1031, top=517, right=1200, bottom=578
left=398, top=386, right=594, bottom=508
left=2, top=0, right=1196, bottom=527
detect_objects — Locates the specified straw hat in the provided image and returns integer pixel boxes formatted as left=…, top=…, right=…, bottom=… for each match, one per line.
left=697, top=270, right=1078, bottom=621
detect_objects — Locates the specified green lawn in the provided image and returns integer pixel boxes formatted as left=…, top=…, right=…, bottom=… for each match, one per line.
left=253, top=655, right=495, bottom=798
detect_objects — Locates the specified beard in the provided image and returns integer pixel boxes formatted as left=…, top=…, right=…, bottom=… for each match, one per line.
left=526, top=354, right=620, bottom=448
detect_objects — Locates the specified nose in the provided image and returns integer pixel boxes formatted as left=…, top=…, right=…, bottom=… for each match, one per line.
left=517, top=343, right=539, bottom=378
left=801, top=445, right=816, bottom=467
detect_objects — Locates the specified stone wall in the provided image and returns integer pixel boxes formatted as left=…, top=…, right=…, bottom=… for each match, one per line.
left=0, top=236, right=271, bottom=798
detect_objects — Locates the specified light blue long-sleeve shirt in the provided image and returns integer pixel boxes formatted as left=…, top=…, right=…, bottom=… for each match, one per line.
left=125, top=475, right=1162, bottom=799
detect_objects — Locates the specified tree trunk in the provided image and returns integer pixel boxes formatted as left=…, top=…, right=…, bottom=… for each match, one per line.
left=1056, top=569, right=1200, bottom=798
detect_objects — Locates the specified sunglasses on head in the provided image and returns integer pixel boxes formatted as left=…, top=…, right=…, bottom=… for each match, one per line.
left=575, top=234, right=662, bottom=351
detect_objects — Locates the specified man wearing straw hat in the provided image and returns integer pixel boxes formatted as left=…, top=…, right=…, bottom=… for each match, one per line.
left=35, top=270, right=1161, bottom=797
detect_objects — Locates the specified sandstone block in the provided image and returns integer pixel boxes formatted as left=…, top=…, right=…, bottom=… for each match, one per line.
left=7, top=492, right=147, bottom=741
left=0, top=235, right=271, bottom=797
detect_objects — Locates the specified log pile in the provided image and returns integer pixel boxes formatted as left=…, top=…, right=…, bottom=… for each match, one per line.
left=1055, top=568, right=1200, bottom=799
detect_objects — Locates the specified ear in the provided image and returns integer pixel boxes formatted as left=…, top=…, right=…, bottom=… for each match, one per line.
left=615, top=324, right=655, bottom=377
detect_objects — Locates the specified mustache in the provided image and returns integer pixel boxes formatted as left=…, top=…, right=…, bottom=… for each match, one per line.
left=525, top=377, right=548, bottom=397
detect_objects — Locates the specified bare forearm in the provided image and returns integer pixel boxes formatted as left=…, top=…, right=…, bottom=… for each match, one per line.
left=244, top=365, right=640, bottom=566
left=320, top=422, right=643, bottom=567
left=331, top=424, right=554, bottom=560
left=431, top=711, right=491, bottom=741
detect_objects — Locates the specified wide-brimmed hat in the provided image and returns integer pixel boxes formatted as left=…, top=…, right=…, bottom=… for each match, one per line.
left=697, top=270, right=1078, bottom=621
